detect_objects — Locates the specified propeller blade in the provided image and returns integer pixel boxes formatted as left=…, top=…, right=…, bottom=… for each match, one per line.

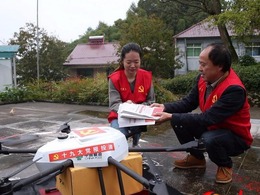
left=56, top=118, right=72, bottom=133
left=0, top=134, right=39, bottom=146
left=143, top=153, right=183, bottom=195
left=0, top=157, right=42, bottom=185
left=13, top=159, right=74, bottom=192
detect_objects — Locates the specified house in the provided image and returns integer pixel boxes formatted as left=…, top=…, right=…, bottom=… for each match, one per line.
left=174, top=20, right=260, bottom=75
left=0, top=45, right=19, bottom=91
left=63, top=36, right=119, bottom=77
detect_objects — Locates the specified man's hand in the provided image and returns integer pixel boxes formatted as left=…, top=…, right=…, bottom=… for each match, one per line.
left=153, top=111, right=172, bottom=125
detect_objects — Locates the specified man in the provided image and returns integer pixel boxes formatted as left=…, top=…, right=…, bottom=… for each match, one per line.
left=151, top=43, right=253, bottom=184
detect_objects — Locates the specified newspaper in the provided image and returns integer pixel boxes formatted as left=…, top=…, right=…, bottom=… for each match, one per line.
left=118, top=103, right=163, bottom=127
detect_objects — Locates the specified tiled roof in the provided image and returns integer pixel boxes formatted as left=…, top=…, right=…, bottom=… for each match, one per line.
left=64, top=42, right=119, bottom=66
left=174, top=20, right=235, bottom=38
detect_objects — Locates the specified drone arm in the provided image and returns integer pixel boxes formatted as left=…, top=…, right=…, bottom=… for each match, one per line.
left=107, top=156, right=150, bottom=189
left=13, top=159, right=73, bottom=192
left=129, top=147, right=189, bottom=152
left=129, top=140, right=206, bottom=153
left=0, top=148, right=37, bottom=154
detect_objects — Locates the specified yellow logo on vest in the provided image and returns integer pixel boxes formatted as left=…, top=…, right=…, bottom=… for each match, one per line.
left=138, top=85, right=144, bottom=93
left=212, top=95, right=218, bottom=103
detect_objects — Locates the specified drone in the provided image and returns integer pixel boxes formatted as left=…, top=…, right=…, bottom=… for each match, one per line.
left=0, top=120, right=206, bottom=195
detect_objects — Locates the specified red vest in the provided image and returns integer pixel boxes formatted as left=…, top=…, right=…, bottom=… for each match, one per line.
left=108, top=69, right=152, bottom=123
left=198, top=69, right=252, bottom=146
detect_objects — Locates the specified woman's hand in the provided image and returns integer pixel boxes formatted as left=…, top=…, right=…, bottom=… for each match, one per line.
left=150, top=103, right=165, bottom=110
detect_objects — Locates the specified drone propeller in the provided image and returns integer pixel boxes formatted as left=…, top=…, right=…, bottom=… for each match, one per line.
left=13, top=159, right=74, bottom=192
left=0, top=157, right=42, bottom=186
left=0, top=142, right=37, bottom=155
left=0, top=118, right=73, bottom=148
left=143, top=152, right=170, bottom=195
left=0, top=134, right=39, bottom=146
left=56, top=118, right=72, bottom=134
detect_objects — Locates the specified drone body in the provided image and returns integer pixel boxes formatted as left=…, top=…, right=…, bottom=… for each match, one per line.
left=33, top=126, right=129, bottom=172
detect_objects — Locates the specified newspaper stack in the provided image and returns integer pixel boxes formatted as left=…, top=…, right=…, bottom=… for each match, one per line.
left=118, top=103, right=163, bottom=127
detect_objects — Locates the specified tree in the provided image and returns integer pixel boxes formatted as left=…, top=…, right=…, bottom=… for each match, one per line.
left=138, top=0, right=207, bottom=34
left=161, top=0, right=239, bottom=63
left=75, top=22, right=121, bottom=43
left=63, top=22, right=122, bottom=59
left=9, top=23, right=68, bottom=84
left=218, top=0, right=260, bottom=41
left=116, top=5, right=178, bottom=78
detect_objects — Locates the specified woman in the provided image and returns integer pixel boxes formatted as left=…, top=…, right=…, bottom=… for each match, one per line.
left=108, top=42, right=155, bottom=146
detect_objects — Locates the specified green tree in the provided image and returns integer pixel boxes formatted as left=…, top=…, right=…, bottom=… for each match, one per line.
left=218, top=0, right=260, bottom=41
left=160, top=0, right=239, bottom=63
left=138, top=0, right=207, bottom=34
left=75, top=22, right=121, bottom=43
left=64, top=22, right=121, bottom=58
left=9, top=23, right=68, bottom=84
left=117, top=5, right=177, bottom=78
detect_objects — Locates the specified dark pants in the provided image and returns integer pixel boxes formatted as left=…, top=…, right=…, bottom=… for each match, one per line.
left=172, top=124, right=249, bottom=168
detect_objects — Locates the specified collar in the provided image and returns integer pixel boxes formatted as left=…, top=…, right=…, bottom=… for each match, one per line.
left=207, top=71, right=229, bottom=89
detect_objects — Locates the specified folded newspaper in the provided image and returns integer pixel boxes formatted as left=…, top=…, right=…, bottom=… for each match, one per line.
left=118, top=103, right=164, bottom=127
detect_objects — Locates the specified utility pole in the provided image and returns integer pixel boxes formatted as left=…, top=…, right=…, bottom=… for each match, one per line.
left=36, top=0, right=40, bottom=84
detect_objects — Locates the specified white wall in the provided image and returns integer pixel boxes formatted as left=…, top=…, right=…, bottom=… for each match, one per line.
left=0, top=59, right=13, bottom=91
left=174, top=38, right=260, bottom=75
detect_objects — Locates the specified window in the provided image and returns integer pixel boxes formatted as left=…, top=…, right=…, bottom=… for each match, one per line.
left=77, top=68, right=94, bottom=77
left=186, top=43, right=201, bottom=57
left=245, top=43, right=260, bottom=56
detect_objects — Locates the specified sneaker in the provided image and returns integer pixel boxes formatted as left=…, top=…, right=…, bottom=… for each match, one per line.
left=215, top=167, right=232, bottom=184
left=174, top=154, right=206, bottom=169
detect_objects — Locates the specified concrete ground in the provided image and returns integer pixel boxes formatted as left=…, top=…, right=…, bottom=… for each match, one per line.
left=0, top=102, right=259, bottom=195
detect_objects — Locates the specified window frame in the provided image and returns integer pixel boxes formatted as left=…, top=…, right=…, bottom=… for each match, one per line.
left=245, top=43, right=260, bottom=57
left=186, top=43, right=202, bottom=57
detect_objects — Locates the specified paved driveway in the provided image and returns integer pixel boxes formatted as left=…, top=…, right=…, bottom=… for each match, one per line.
left=0, top=102, right=259, bottom=194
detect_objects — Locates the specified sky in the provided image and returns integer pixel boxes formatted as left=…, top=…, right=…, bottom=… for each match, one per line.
left=0, top=0, right=139, bottom=44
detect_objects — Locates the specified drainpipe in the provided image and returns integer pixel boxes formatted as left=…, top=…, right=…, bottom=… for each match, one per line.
left=13, top=56, right=17, bottom=87
left=184, top=38, right=188, bottom=73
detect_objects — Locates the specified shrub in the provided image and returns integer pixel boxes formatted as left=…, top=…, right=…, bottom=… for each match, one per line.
left=78, top=73, right=109, bottom=105
left=51, top=77, right=86, bottom=103
left=0, top=66, right=259, bottom=107
left=153, top=78, right=179, bottom=103
left=233, top=64, right=260, bottom=92
left=26, top=80, right=56, bottom=101
left=160, top=71, right=199, bottom=95
left=0, top=86, right=27, bottom=103
left=233, top=64, right=260, bottom=107
left=238, top=55, right=257, bottom=66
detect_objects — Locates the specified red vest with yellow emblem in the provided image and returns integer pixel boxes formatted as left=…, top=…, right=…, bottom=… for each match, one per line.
left=108, top=69, right=152, bottom=123
left=198, top=69, right=252, bottom=146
